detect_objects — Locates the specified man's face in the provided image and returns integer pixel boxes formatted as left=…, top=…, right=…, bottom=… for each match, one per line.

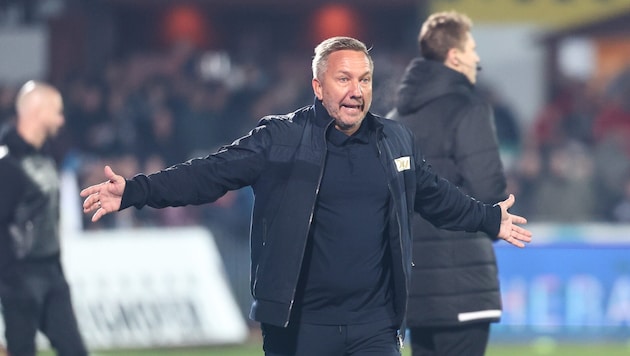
left=312, top=50, right=373, bottom=136
left=455, top=32, right=480, bottom=84
left=41, top=92, right=65, bottom=137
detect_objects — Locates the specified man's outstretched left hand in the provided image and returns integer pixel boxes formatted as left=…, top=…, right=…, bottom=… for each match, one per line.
left=496, top=194, right=532, bottom=248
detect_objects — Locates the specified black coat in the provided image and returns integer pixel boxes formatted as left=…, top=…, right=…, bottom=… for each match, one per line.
left=0, top=126, right=61, bottom=280
left=389, top=58, right=507, bottom=326
left=122, top=99, right=502, bottom=329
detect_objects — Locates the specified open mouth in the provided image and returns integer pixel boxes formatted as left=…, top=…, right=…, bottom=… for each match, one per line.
left=341, top=103, right=363, bottom=111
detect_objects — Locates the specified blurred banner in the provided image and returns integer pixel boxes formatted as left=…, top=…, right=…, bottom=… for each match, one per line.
left=493, top=224, right=630, bottom=341
left=431, top=0, right=630, bottom=27
left=0, top=227, right=249, bottom=351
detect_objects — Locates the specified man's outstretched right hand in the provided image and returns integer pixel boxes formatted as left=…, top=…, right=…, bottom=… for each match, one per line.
left=80, top=165, right=126, bottom=222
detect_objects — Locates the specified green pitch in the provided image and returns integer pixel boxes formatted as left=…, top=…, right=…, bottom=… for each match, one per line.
left=38, top=341, right=630, bottom=356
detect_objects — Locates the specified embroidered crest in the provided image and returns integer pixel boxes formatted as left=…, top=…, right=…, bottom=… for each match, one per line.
left=394, top=156, right=410, bottom=172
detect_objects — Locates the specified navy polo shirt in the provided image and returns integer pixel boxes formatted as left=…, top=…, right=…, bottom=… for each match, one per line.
left=293, top=117, right=396, bottom=325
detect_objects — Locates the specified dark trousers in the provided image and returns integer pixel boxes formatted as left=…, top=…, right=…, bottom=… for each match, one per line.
left=409, top=322, right=490, bottom=356
left=0, top=261, right=88, bottom=356
left=262, top=320, right=401, bottom=356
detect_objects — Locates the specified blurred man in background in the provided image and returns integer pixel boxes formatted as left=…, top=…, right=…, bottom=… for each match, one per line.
left=81, top=36, right=530, bottom=356
left=388, top=11, right=507, bottom=356
left=0, top=81, right=88, bottom=356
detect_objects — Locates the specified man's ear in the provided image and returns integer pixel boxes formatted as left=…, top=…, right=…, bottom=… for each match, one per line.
left=445, top=48, right=460, bottom=66
left=312, top=78, right=323, bottom=100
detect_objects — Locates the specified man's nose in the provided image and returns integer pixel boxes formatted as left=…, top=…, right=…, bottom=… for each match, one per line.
left=350, top=80, right=363, bottom=97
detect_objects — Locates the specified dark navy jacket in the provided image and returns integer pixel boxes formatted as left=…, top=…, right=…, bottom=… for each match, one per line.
left=120, top=100, right=501, bottom=329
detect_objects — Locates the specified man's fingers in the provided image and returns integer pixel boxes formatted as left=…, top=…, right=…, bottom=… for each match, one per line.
left=82, top=196, right=91, bottom=210
left=510, top=214, right=527, bottom=225
left=513, top=225, right=532, bottom=240
left=508, top=227, right=532, bottom=248
left=91, top=207, right=107, bottom=222
left=508, top=238, right=525, bottom=248
left=80, top=166, right=119, bottom=223
left=80, top=185, right=98, bottom=198
left=83, top=194, right=96, bottom=210
left=502, top=224, right=532, bottom=248
left=81, top=166, right=118, bottom=198
left=514, top=232, right=532, bottom=243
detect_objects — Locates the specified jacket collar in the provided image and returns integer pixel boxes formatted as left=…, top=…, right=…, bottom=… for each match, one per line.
left=313, top=97, right=334, bottom=128
left=0, top=124, right=36, bottom=157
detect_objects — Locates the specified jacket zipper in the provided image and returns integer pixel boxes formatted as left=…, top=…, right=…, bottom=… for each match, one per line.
left=284, top=119, right=333, bottom=327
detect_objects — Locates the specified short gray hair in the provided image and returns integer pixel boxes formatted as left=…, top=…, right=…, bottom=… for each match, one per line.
left=312, top=36, right=373, bottom=79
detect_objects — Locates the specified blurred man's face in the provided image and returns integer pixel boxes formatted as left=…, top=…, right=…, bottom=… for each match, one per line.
left=41, top=92, right=65, bottom=137
left=312, top=50, right=373, bottom=136
left=454, top=32, right=480, bottom=84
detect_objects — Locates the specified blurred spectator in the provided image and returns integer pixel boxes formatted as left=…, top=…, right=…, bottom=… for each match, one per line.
left=592, top=136, right=630, bottom=220
left=104, top=85, right=140, bottom=156
left=478, top=84, right=522, bottom=171
left=249, top=53, right=312, bottom=123
left=0, top=86, right=17, bottom=122
left=139, top=105, right=184, bottom=166
left=370, top=51, right=410, bottom=116
left=592, top=80, right=630, bottom=151
left=0, top=81, right=88, bottom=356
left=65, top=78, right=114, bottom=156
left=505, top=146, right=543, bottom=218
left=177, top=80, right=230, bottom=158
left=612, top=171, right=630, bottom=223
left=478, top=85, right=521, bottom=150
left=530, top=77, right=598, bottom=151
left=530, top=141, right=598, bottom=222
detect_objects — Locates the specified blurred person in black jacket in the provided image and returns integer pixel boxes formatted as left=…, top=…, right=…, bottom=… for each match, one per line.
left=81, top=36, right=530, bottom=356
left=388, top=11, right=507, bottom=356
left=0, top=81, right=88, bottom=356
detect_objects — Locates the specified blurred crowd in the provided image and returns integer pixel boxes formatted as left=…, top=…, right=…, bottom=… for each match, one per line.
left=1, top=39, right=630, bottom=233
left=501, top=73, right=630, bottom=224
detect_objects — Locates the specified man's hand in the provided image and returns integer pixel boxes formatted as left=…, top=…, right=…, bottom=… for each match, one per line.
left=80, top=165, right=126, bottom=222
left=496, top=194, right=532, bottom=248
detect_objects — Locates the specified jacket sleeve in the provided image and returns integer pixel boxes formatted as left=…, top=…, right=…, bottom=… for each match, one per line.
left=413, top=153, right=501, bottom=238
left=0, top=157, right=26, bottom=264
left=0, top=158, right=25, bottom=225
left=121, top=123, right=271, bottom=210
left=454, top=102, right=507, bottom=204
